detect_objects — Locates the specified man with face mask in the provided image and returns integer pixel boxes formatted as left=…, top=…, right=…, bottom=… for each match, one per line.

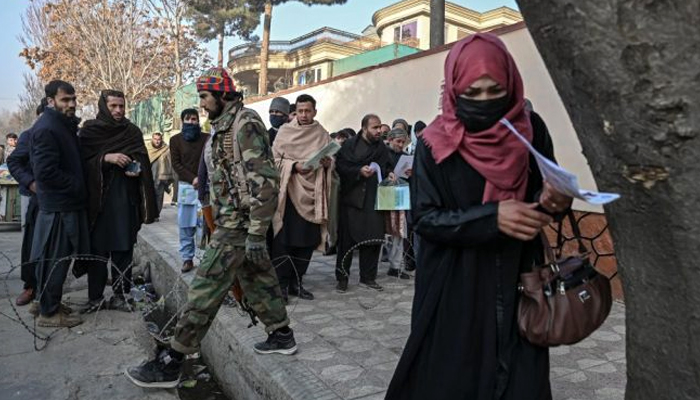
left=79, top=90, right=158, bottom=313
left=29, top=80, right=90, bottom=327
left=170, top=109, right=210, bottom=273
left=267, top=97, right=289, bottom=146
left=334, top=114, right=394, bottom=293
left=126, top=67, right=295, bottom=390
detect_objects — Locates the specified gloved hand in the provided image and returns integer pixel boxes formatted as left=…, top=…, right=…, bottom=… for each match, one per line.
left=245, top=235, right=268, bottom=264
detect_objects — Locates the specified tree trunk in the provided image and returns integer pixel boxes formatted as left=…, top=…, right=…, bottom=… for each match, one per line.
left=173, top=24, right=183, bottom=130
left=429, top=0, right=445, bottom=49
left=217, top=25, right=225, bottom=68
left=515, top=1, right=700, bottom=399
left=258, top=1, right=273, bottom=96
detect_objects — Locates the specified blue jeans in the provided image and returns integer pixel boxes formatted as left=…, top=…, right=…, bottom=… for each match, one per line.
left=179, top=226, right=197, bottom=262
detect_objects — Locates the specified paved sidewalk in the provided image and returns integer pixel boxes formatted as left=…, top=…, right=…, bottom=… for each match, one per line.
left=0, top=230, right=178, bottom=400
left=137, top=208, right=627, bottom=400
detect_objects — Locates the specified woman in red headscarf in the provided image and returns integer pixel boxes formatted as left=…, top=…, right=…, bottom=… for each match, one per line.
left=386, top=34, right=572, bottom=400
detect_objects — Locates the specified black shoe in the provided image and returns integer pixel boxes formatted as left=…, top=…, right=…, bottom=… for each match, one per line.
left=404, top=264, right=416, bottom=272
left=360, top=279, right=384, bottom=291
left=109, top=295, right=135, bottom=312
left=280, top=287, right=289, bottom=304
left=323, top=245, right=337, bottom=256
left=288, top=285, right=314, bottom=300
left=387, top=268, right=411, bottom=280
left=125, top=350, right=182, bottom=389
left=253, top=328, right=297, bottom=355
left=80, top=297, right=107, bottom=314
left=336, top=279, right=348, bottom=293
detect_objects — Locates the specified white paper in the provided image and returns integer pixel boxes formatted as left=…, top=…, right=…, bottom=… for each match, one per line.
left=393, top=155, right=414, bottom=179
left=303, top=141, right=341, bottom=170
left=500, top=119, right=620, bottom=205
left=369, top=162, right=383, bottom=183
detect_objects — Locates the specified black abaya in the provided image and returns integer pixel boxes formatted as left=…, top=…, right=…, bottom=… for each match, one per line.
left=386, top=113, right=554, bottom=400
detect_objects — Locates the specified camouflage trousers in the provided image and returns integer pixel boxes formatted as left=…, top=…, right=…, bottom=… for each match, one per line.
left=171, top=228, right=290, bottom=355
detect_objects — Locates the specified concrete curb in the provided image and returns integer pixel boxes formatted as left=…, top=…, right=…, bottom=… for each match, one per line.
left=135, top=222, right=341, bottom=400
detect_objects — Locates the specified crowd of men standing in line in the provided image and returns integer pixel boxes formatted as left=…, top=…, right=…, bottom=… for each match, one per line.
left=5, top=73, right=423, bottom=329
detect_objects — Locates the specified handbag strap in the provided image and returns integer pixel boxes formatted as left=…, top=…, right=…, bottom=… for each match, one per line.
left=555, top=211, right=588, bottom=256
left=539, top=232, right=556, bottom=264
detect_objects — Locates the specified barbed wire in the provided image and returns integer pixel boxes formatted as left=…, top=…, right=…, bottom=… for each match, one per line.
left=0, top=229, right=416, bottom=352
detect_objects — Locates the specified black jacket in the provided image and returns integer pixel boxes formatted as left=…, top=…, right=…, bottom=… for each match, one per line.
left=268, top=127, right=278, bottom=147
left=30, top=108, right=87, bottom=212
left=7, top=129, right=34, bottom=197
left=336, top=135, right=393, bottom=210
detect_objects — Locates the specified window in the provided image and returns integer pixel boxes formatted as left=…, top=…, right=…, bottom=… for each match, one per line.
left=457, top=28, right=471, bottom=40
left=297, top=67, right=323, bottom=85
left=393, top=20, right=418, bottom=44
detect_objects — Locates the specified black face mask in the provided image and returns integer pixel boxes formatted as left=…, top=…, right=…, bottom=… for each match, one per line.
left=269, top=114, right=287, bottom=129
left=455, top=95, right=510, bottom=132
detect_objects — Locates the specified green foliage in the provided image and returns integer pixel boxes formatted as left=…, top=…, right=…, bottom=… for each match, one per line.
left=188, top=0, right=261, bottom=41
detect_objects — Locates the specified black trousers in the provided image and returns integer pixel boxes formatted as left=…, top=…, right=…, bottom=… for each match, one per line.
left=33, top=211, right=89, bottom=316
left=20, top=195, right=38, bottom=290
left=404, top=230, right=416, bottom=270
left=335, top=232, right=381, bottom=283
left=88, top=249, right=134, bottom=300
left=272, top=238, right=314, bottom=290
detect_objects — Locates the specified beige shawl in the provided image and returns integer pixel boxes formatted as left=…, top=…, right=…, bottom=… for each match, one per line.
left=146, top=141, right=173, bottom=182
left=272, top=119, right=333, bottom=249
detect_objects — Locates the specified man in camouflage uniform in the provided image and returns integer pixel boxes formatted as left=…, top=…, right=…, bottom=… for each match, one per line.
left=126, top=67, right=296, bottom=389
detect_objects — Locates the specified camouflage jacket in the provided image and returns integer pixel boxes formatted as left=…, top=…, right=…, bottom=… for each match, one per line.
left=209, top=101, right=279, bottom=243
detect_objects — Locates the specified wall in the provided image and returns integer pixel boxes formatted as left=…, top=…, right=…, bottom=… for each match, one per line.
left=332, top=44, right=421, bottom=77
left=245, top=25, right=601, bottom=213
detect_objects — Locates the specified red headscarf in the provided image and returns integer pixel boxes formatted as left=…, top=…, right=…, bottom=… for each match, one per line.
left=422, top=33, right=533, bottom=203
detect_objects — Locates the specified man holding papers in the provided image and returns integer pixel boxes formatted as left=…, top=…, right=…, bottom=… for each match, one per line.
left=335, top=114, right=394, bottom=293
left=271, top=94, right=334, bottom=302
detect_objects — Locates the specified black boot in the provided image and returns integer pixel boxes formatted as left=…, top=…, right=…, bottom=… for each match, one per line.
left=253, top=328, right=297, bottom=355
left=288, top=283, right=314, bottom=300
left=125, top=349, right=183, bottom=389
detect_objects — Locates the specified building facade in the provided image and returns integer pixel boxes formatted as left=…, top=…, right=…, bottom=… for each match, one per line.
left=373, top=0, right=522, bottom=50
left=227, top=0, right=523, bottom=97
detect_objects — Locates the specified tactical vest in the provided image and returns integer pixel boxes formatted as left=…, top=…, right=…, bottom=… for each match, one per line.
left=216, top=106, right=264, bottom=210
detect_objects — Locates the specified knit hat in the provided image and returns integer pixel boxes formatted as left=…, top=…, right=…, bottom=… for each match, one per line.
left=196, top=67, right=236, bottom=93
left=269, top=97, right=290, bottom=115
left=389, top=128, right=409, bottom=139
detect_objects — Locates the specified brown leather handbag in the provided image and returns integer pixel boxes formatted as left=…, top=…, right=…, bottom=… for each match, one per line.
left=517, top=212, right=613, bottom=347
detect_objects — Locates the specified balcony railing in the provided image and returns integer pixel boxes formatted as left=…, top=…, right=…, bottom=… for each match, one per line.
left=229, top=27, right=379, bottom=59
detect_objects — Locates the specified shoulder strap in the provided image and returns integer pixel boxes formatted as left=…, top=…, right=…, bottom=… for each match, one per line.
left=555, top=211, right=588, bottom=256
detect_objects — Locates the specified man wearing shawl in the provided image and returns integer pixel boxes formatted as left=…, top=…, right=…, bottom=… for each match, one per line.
left=170, top=109, right=210, bottom=273
left=335, top=114, right=393, bottom=293
left=79, top=90, right=158, bottom=312
left=271, top=94, right=333, bottom=302
left=386, top=34, right=572, bottom=400
left=30, top=80, right=89, bottom=328
left=146, top=131, right=173, bottom=215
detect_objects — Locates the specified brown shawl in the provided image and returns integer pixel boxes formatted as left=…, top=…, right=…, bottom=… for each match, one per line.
left=272, top=119, right=333, bottom=249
